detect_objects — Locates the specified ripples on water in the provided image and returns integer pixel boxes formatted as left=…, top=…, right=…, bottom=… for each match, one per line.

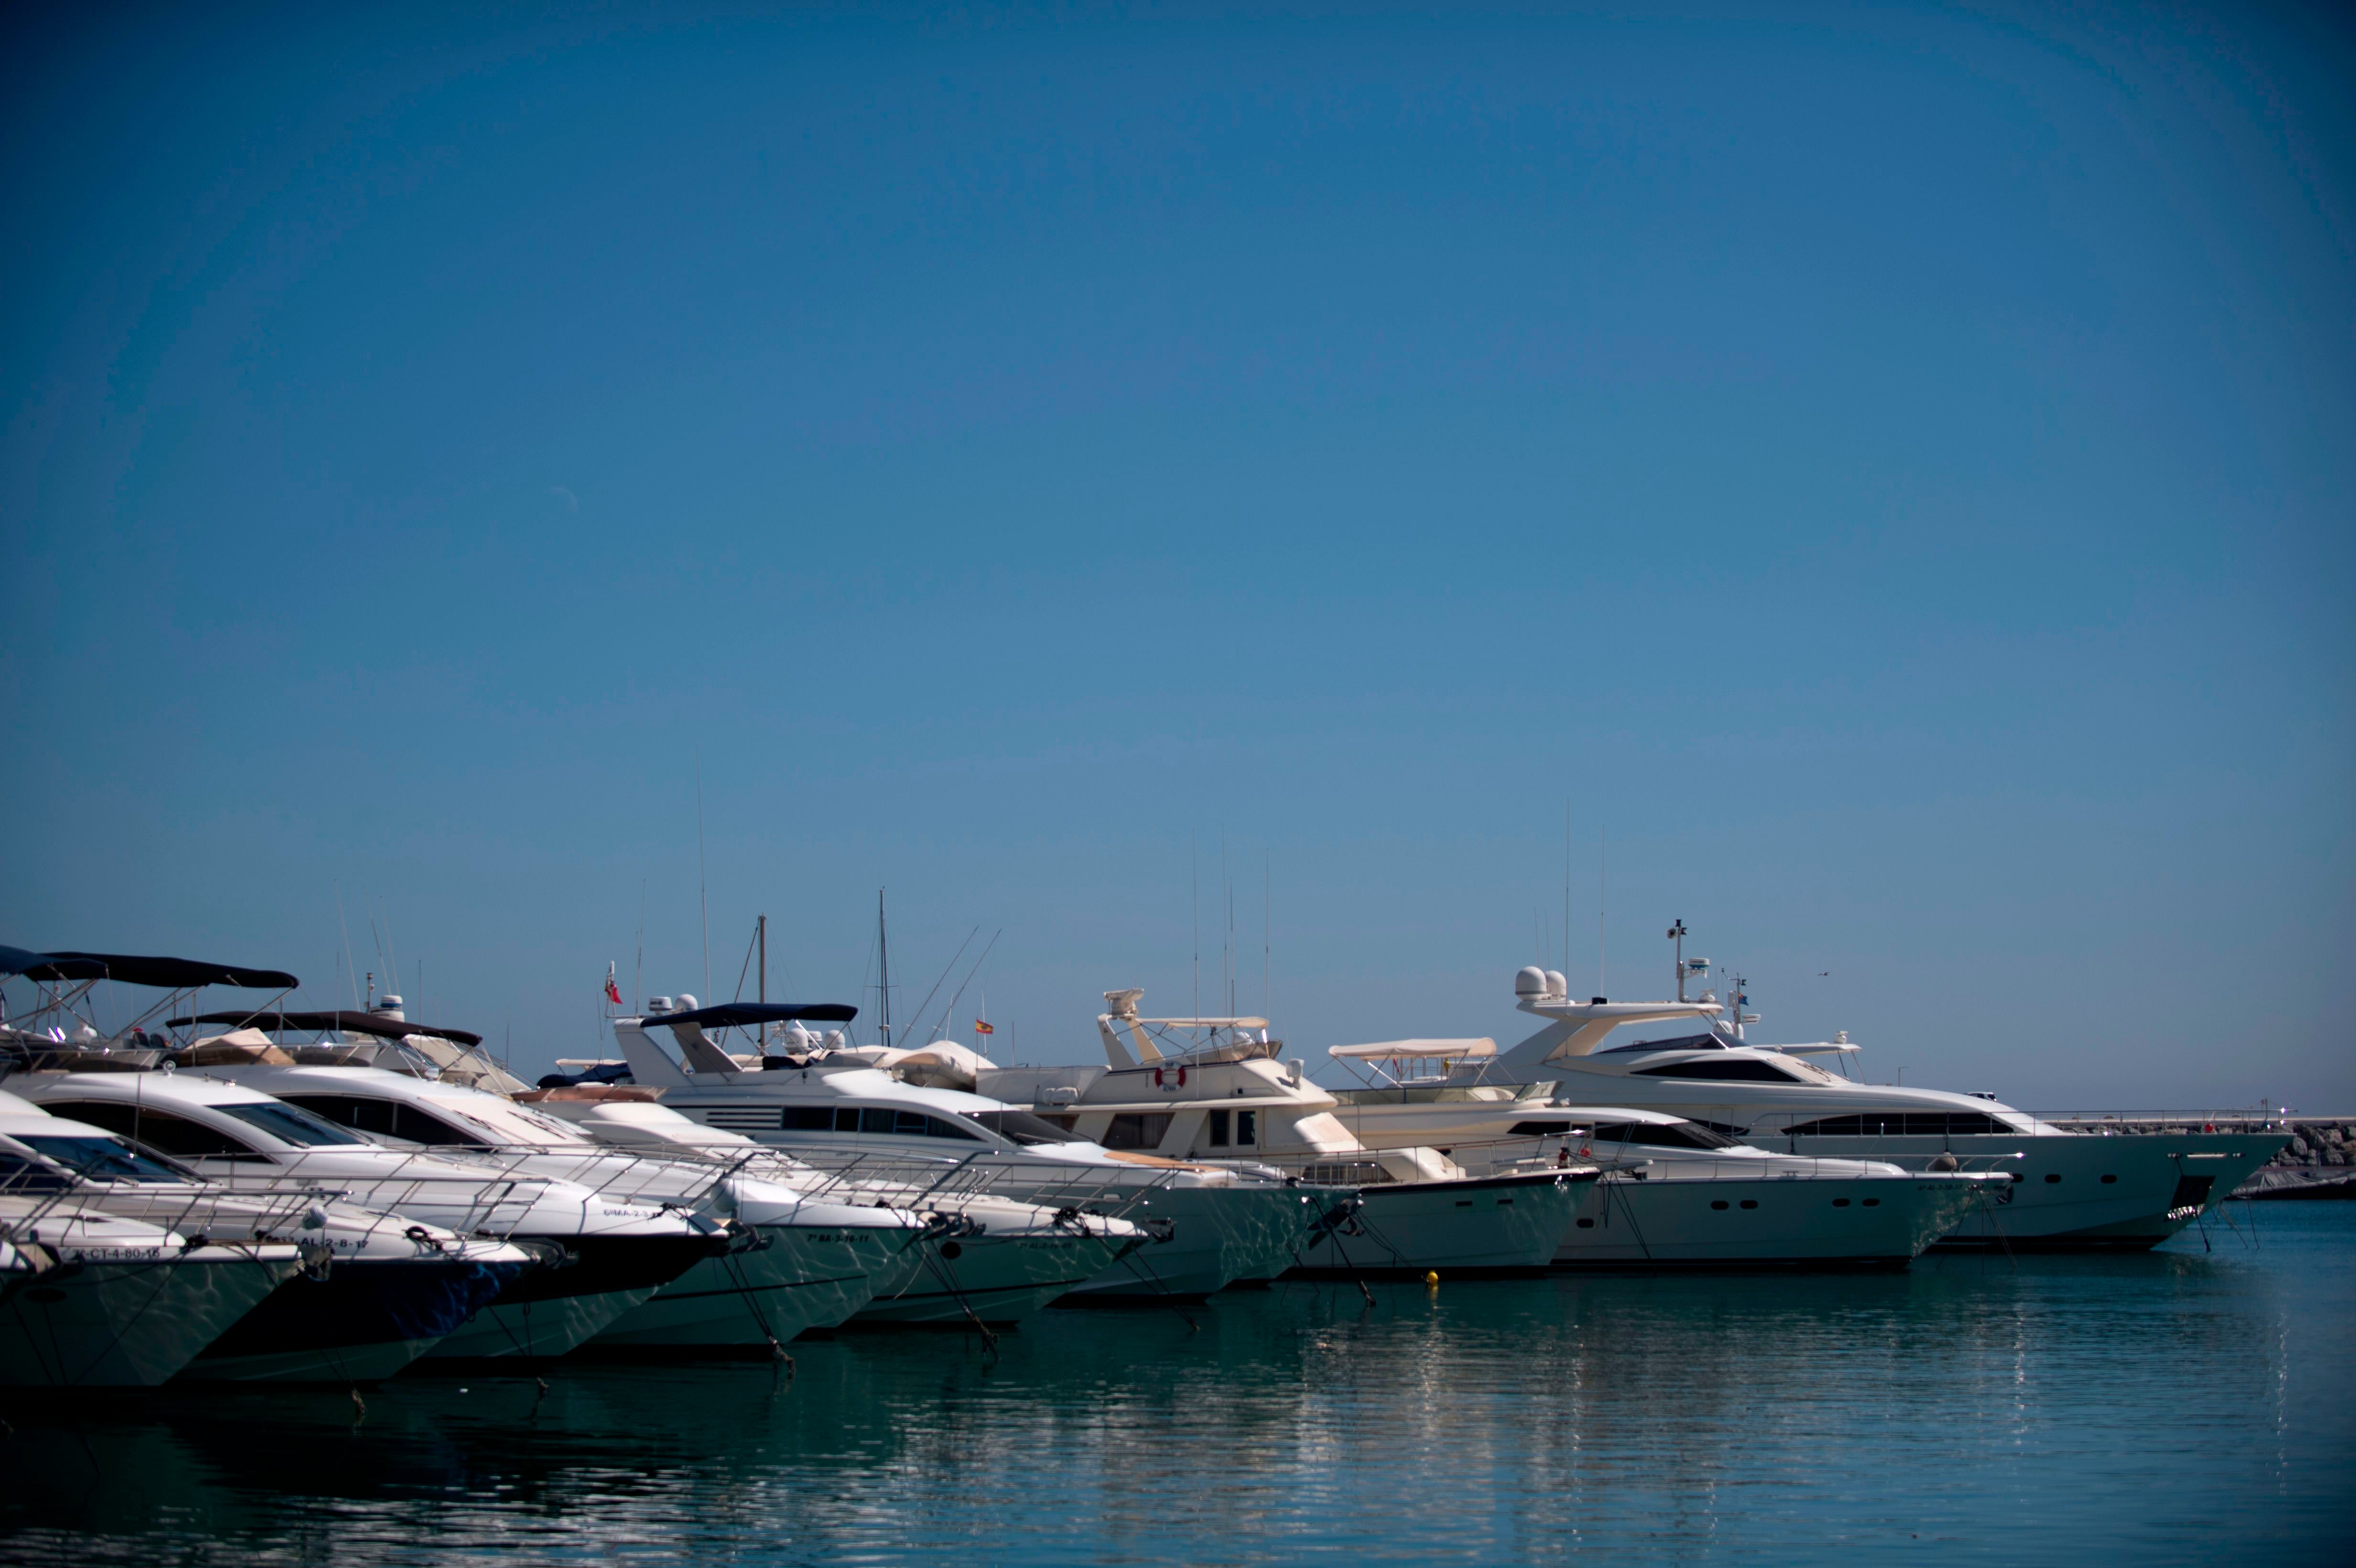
left=3, top=1205, right=2348, bottom=1565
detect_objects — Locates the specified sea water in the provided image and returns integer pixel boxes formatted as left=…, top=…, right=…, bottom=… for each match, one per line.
left=3, top=1202, right=2348, bottom=1565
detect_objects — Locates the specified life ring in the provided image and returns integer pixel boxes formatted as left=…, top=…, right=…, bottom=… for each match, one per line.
left=1152, top=1065, right=1188, bottom=1089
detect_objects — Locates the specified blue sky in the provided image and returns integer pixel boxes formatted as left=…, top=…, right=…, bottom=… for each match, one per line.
left=5, top=2, right=2350, bottom=1109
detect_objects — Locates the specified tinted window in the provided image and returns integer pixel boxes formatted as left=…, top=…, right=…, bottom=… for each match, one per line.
left=278, top=1094, right=483, bottom=1146
left=784, top=1107, right=836, bottom=1131
left=1509, top=1120, right=1575, bottom=1136
left=1102, top=1113, right=1173, bottom=1151
left=42, top=1101, right=264, bottom=1159
left=1235, top=1111, right=1256, bottom=1146
left=17, top=1135, right=194, bottom=1184
left=963, top=1110, right=1075, bottom=1145
left=1207, top=1109, right=1231, bottom=1147
left=1785, top=1112, right=2011, bottom=1136
left=0, top=1152, right=72, bottom=1193
left=215, top=1101, right=372, bottom=1148
left=1631, top=1058, right=1800, bottom=1083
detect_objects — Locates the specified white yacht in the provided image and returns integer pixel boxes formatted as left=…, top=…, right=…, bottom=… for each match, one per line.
left=1397, top=962, right=2287, bottom=1251
left=1316, top=1050, right=1995, bottom=1268
left=972, top=992, right=1603, bottom=1277
left=0, top=1194, right=300, bottom=1387
left=191, top=1059, right=1112, bottom=1346
left=14, top=1071, right=721, bottom=1361
left=0, top=1090, right=533, bottom=1380
left=607, top=998, right=1328, bottom=1301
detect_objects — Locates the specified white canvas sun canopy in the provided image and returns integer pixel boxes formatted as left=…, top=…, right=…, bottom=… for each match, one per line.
left=1326, top=1038, right=1496, bottom=1061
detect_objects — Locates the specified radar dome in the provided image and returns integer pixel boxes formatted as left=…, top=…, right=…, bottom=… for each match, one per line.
left=1515, top=966, right=1548, bottom=998
left=1543, top=969, right=1568, bottom=1000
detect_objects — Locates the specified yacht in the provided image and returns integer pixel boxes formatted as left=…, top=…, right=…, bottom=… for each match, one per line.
left=14, top=1071, right=722, bottom=1361
left=606, top=998, right=1329, bottom=1301
left=971, top=992, right=1603, bottom=1276
left=188, top=1059, right=1088, bottom=1347
left=1401, top=963, right=2287, bottom=1251
left=0, top=1193, right=300, bottom=1387
left=1315, top=1050, right=1996, bottom=1268
left=0, top=1090, right=532, bottom=1380
left=524, top=1087, right=1151, bottom=1328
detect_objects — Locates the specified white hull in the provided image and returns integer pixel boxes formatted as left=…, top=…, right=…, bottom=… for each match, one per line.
left=1557, top=1171, right=1991, bottom=1266
left=1769, top=1132, right=2280, bottom=1248
left=424, top=1285, right=655, bottom=1360
left=0, top=1251, right=295, bottom=1388
left=852, top=1233, right=1130, bottom=1325
left=1291, top=1172, right=1594, bottom=1275
left=1048, top=1183, right=1323, bottom=1300
left=589, top=1226, right=885, bottom=1349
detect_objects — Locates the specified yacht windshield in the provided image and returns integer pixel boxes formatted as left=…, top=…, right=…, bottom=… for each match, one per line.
left=963, top=1110, right=1084, bottom=1145
left=216, top=1101, right=371, bottom=1148
left=16, top=1134, right=197, bottom=1183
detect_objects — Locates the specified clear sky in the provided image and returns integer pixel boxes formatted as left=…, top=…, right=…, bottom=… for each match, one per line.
left=5, top=2, right=2351, bottom=1110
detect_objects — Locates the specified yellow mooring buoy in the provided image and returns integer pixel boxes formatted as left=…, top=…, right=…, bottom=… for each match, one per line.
left=1424, top=1270, right=1440, bottom=1288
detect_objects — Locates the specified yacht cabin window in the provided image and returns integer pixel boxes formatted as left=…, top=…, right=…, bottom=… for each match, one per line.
left=1234, top=1111, right=1256, bottom=1147
left=214, top=1101, right=373, bottom=1148
left=14, top=1135, right=194, bottom=1184
left=1629, top=1058, right=1804, bottom=1084
left=960, top=1110, right=1076, bottom=1145
left=1207, top=1109, right=1231, bottom=1147
left=1102, top=1113, right=1174, bottom=1151
left=38, top=1101, right=274, bottom=1161
left=1783, top=1112, right=2011, bottom=1136
left=277, top=1094, right=482, bottom=1146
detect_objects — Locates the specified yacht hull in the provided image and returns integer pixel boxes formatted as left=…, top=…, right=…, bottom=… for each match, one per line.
left=585, top=1226, right=885, bottom=1350
left=1057, top=1184, right=1325, bottom=1300
left=1555, top=1172, right=1989, bottom=1267
left=422, top=1235, right=719, bottom=1362
left=0, top=1251, right=296, bottom=1388
left=1288, top=1171, right=1594, bottom=1277
left=1773, top=1132, right=2283, bottom=1250
left=177, top=1257, right=526, bottom=1382
left=852, top=1233, right=1130, bottom=1325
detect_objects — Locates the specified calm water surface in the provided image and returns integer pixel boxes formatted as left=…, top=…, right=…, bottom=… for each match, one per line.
left=4, top=1203, right=2349, bottom=1565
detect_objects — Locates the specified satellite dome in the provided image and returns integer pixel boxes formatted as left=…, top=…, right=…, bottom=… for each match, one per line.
left=1514, top=966, right=1548, bottom=998
left=1543, top=969, right=1568, bottom=1000
left=675, top=993, right=698, bottom=1013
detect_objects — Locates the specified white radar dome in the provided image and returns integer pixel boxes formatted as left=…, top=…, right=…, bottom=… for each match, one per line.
left=1543, top=969, right=1568, bottom=1000
left=1514, top=966, right=1548, bottom=998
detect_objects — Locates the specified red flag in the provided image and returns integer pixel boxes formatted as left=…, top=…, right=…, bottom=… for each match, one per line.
left=604, top=963, right=622, bottom=1006
left=973, top=1019, right=994, bottom=1035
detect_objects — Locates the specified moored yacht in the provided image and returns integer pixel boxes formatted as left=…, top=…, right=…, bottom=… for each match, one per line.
left=1317, top=1050, right=1995, bottom=1267
left=0, top=1090, right=531, bottom=1380
left=0, top=1194, right=301, bottom=1387
left=972, top=991, right=1603, bottom=1277
left=13, top=1071, right=720, bottom=1361
left=1408, top=961, right=2287, bottom=1251
left=608, top=998, right=1325, bottom=1301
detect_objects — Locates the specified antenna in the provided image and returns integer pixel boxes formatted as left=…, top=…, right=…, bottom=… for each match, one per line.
left=877, top=888, right=892, bottom=1050
left=335, top=883, right=360, bottom=1010
left=635, top=879, right=646, bottom=1015
left=1563, top=802, right=1572, bottom=979
left=1597, top=826, right=1606, bottom=995
left=757, top=914, right=766, bottom=1006
left=1263, top=849, right=1271, bottom=1024
left=1191, top=831, right=1200, bottom=1020
left=695, top=753, right=711, bottom=1001
left=1668, top=919, right=1689, bottom=1001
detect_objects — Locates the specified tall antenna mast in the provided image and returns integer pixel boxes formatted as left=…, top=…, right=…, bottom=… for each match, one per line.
left=1263, top=849, right=1271, bottom=1024
left=1191, top=831, right=1200, bottom=1020
left=877, top=888, right=892, bottom=1049
left=1668, top=918, right=1689, bottom=1001
left=695, top=754, right=711, bottom=1000
left=1597, top=826, right=1606, bottom=996
left=1564, top=802, right=1572, bottom=979
left=757, top=913, right=766, bottom=1005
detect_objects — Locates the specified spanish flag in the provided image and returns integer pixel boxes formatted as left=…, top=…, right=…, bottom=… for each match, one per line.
left=973, top=1019, right=995, bottom=1035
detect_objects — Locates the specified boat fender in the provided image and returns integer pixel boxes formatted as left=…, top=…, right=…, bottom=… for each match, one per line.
left=1928, top=1152, right=1960, bottom=1172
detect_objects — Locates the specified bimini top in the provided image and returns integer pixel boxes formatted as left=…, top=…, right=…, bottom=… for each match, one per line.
left=0, top=944, right=77, bottom=979
left=7, top=950, right=297, bottom=990
left=642, top=1001, right=858, bottom=1030
left=1327, top=1037, right=1496, bottom=1061
left=166, top=1009, right=485, bottom=1047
